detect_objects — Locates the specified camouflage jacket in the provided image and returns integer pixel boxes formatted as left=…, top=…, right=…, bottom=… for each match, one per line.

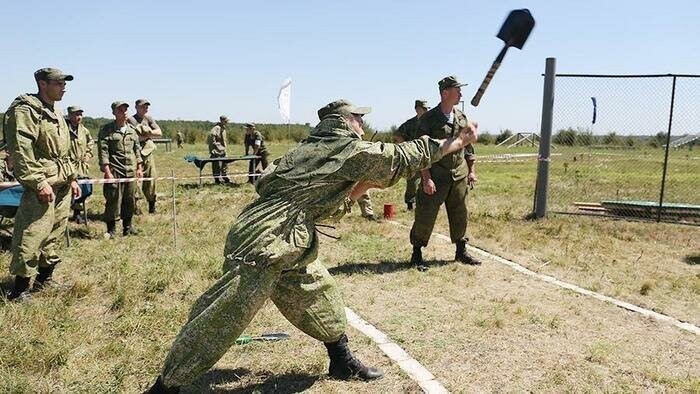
left=98, top=122, right=143, bottom=178
left=396, top=115, right=421, bottom=141
left=208, top=125, right=227, bottom=155
left=3, top=94, right=76, bottom=191
left=244, top=131, right=268, bottom=156
left=69, top=123, right=94, bottom=177
left=416, top=106, right=475, bottom=182
left=128, top=114, right=159, bottom=156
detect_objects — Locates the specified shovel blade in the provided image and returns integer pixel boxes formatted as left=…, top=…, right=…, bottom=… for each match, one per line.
left=497, top=9, right=535, bottom=49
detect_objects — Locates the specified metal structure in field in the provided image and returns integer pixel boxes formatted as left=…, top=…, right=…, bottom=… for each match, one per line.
left=533, top=58, right=700, bottom=224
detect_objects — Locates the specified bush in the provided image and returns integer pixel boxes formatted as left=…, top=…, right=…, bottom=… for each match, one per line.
left=603, top=132, right=621, bottom=145
left=477, top=132, right=495, bottom=145
left=495, top=129, right=513, bottom=145
left=576, top=131, right=594, bottom=146
left=554, top=128, right=577, bottom=146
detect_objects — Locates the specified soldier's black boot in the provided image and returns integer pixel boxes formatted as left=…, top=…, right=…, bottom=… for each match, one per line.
left=148, top=200, right=156, bottom=214
left=33, top=263, right=59, bottom=291
left=105, top=220, right=116, bottom=239
left=407, top=202, right=413, bottom=211
left=123, top=217, right=139, bottom=236
left=455, top=239, right=482, bottom=266
left=145, top=376, right=180, bottom=394
left=411, top=246, right=428, bottom=272
left=324, top=334, right=384, bottom=381
left=7, top=275, right=31, bottom=302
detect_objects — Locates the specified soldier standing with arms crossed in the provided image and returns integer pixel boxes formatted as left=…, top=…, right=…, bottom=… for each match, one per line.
left=128, top=99, right=162, bottom=214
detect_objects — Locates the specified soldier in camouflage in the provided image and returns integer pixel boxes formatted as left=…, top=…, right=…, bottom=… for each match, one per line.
left=207, top=116, right=230, bottom=184
left=3, top=68, right=81, bottom=301
left=410, top=76, right=482, bottom=271
left=394, top=100, right=429, bottom=211
left=66, top=105, right=94, bottom=224
left=128, top=99, right=162, bottom=214
left=243, top=123, right=269, bottom=183
left=146, top=99, right=478, bottom=392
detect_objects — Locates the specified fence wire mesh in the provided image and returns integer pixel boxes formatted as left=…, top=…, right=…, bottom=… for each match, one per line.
left=549, top=74, right=700, bottom=224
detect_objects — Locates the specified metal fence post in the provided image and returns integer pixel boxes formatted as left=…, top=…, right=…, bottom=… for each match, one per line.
left=534, top=57, right=556, bottom=218
left=657, top=76, right=677, bottom=222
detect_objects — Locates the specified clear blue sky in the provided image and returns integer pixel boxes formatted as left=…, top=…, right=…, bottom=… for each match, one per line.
left=1, top=0, right=697, bottom=134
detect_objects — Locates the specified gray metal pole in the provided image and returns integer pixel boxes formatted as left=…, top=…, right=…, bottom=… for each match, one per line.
left=657, top=76, right=677, bottom=222
left=534, top=57, right=556, bottom=218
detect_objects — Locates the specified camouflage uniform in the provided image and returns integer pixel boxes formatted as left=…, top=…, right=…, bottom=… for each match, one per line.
left=68, top=117, right=94, bottom=212
left=159, top=105, right=447, bottom=387
left=3, top=94, right=76, bottom=278
left=244, top=125, right=269, bottom=183
left=176, top=131, right=184, bottom=148
left=396, top=115, right=423, bottom=207
left=0, top=153, right=18, bottom=218
left=207, top=122, right=229, bottom=183
left=98, top=121, right=142, bottom=223
left=410, top=105, right=475, bottom=246
left=128, top=113, right=159, bottom=204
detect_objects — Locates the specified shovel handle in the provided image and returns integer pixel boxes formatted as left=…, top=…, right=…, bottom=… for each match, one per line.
left=471, top=45, right=509, bottom=106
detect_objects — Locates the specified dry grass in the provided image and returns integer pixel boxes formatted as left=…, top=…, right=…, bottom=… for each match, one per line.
left=0, top=142, right=698, bottom=392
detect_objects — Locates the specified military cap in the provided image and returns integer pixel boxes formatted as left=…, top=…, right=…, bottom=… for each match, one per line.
left=438, top=75, right=467, bottom=90
left=414, top=100, right=429, bottom=109
left=219, top=115, right=229, bottom=123
left=244, top=123, right=255, bottom=129
left=135, top=99, right=151, bottom=106
left=34, top=67, right=74, bottom=82
left=111, top=101, right=129, bottom=111
left=67, top=105, right=83, bottom=114
left=317, top=99, right=371, bottom=120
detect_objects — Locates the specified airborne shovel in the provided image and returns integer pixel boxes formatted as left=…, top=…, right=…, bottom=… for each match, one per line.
left=471, top=9, right=535, bottom=106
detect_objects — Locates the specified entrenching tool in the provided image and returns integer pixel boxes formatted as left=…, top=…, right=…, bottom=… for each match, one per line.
left=471, top=9, right=535, bottom=106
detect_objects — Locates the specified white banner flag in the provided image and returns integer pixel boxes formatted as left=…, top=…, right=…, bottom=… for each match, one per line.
left=277, top=77, right=292, bottom=122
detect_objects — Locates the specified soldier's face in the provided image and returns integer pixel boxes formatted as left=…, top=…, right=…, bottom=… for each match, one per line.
left=415, top=106, right=428, bottom=117
left=68, top=111, right=83, bottom=126
left=347, top=114, right=365, bottom=138
left=443, top=87, right=462, bottom=105
left=136, top=104, right=149, bottom=116
left=41, top=80, right=67, bottom=101
left=113, top=105, right=129, bottom=121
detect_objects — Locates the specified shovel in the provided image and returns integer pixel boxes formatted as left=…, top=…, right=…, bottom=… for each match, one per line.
left=471, top=9, right=535, bottom=106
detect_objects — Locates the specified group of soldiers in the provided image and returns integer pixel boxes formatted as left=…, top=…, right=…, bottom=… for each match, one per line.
left=206, top=117, right=270, bottom=184
left=2, top=67, right=483, bottom=391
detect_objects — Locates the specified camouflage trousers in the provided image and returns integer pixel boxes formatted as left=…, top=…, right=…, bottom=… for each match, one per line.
left=347, top=192, right=374, bottom=217
left=161, top=230, right=346, bottom=387
left=140, top=153, right=157, bottom=203
left=210, top=152, right=229, bottom=183
left=10, top=183, right=71, bottom=278
left=103, top=180, right=136, bottom=221
left=410, top=177, right=469, bottom=247
left=404, top=172, right=421, bottom=205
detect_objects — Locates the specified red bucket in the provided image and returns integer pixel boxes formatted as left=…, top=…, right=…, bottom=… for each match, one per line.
left=383, top=204, right=395, bottom=220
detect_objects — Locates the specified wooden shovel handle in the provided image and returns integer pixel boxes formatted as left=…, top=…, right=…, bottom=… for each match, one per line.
left=471, top=45, right=509, bottom=106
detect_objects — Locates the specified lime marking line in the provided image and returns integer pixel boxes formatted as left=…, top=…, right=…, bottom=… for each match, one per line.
left=345, top=308, right=449, bottom=394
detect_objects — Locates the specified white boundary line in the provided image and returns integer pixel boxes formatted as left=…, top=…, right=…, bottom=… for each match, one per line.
left=390, top=221, right=699, bottom=336
left=345, top=308, right=449, bottom=394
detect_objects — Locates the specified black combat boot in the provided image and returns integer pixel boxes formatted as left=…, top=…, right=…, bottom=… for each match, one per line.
left=411, top=246, right=428, bottom=272
left=105, top=220, right=116, bottom=239
left=455, top=239, right=482, bottom=265
left=7, top=275, right=32, bottom=302
left=33, top=263, right=58, bottom=291
left=324, top=334, right=384, bottom=381
left=123, top=216, right=139, bottom=236
left=407, top=202, right=413, bottom=211
left=148, top=200, right=156, bottom=214
left=145, top=376, right=180, bottom=394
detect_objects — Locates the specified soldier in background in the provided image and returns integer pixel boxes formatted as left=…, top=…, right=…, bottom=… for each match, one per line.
left=243, top=123, right=269, bottom=183
left=128, top=99, right=162, bottom=214
left=66, top=105, right=94, bottom=224
left=99, top=101, right=143, bottom=238
left=176, top=131, right=185, bottom=149
left=394, top=100, right=429, bottom=210
left=207, top=116, right=230, bottom=184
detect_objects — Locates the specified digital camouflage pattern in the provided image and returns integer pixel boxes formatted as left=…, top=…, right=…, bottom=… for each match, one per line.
left=98, top=122, right=142, bottom=221
left=396, top=115, right=424, bottom=205
left=160, top=113, right=446, bottom=387
left=3, top=94, right=76, bottom=277
left=411, top=106, right=476, bottom=246
left=69, top=122, right=94, bottom=177
left=128, top=114, right=159, bottom=203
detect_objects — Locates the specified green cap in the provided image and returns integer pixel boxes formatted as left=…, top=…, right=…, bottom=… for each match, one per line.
left=135, top=98, right=151, bottom=106
left=414, top=100, right=429, bottom=109
left=34, top=67, right=74, bottom=82
left=438, top=75, right=467, bottom=90
left=317, top=99, right=371, bottom=120
left=111, top=101, right=129, bottom=111
left=244, top=123, right=255, bottom=129
left=67, top=105, right=83, bottom=114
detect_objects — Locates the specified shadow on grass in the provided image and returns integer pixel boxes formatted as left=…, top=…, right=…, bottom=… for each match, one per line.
left=189, top=368, right=319, bottom=393
left=685, top=254, right=700, bottom=265
left=329, top=259, right=453, bottom=276
left=67, top=226, right=95, bottom=239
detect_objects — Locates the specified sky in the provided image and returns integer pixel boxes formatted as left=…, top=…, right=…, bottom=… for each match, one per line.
left=1, top=0, right=698, bottom=134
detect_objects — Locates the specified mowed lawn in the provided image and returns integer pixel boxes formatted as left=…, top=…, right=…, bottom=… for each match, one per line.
left=1, top=141, right=698, bottom=392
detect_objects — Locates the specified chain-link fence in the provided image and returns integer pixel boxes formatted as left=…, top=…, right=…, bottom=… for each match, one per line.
left=547, top=74, right=699, bottom=224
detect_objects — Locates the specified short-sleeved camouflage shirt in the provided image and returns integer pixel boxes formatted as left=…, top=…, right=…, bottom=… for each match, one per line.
left=416, top=106, right=475, bottom=181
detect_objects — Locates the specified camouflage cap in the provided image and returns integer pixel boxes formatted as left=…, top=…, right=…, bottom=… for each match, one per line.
left=244, top=123, right=255, bottom=129
left=414, top=100, right=429, bottom=109
left=135, top=99, right=151, bottom=106
left=219, top=115, right=229, bottom=123
left=438, top=75, right=467, bottom=90
left=111, top=101, right=129, bottom=111
left=317, top=99, right=371, bottom=120
left=34, top=67, right=74, bottom=82
left=67, top=105, right=83, bottom=114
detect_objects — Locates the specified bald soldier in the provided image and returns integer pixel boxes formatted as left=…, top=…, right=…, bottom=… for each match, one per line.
left=146, top=99, right=479, bottom=392
left=66, top=105, right=94, bottom=224
left=207, top=115, right=230, bottom=184
left=394, top=100, right=430, bottom=211
left=410, top=76, right=482, bottom=271
left=3, top=68, right=81, bottom=301
left=128, top=99, right=162, bottom=214
left=99, top=101, right=143, bottom=238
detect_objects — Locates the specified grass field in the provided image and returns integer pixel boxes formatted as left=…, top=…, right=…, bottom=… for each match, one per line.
left=1, top=141, right=698, bottom=393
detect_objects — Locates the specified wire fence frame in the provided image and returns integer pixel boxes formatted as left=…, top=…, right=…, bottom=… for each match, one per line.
left=537, top=69, right=700, bottom=225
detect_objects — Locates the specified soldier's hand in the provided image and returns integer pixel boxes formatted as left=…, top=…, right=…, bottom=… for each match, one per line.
left=37, top=184, right=55, bottom=203
left=459, top=121, right=478, bottom=146
left=70, top=180, right=82, bottom=199
left=467, top=172, right=477, bottom=189
left=423, top=178, right=437, bottom=195
left=104, top=171, right=114, bottom=180
left=136, top=168, right=144, bottom=179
